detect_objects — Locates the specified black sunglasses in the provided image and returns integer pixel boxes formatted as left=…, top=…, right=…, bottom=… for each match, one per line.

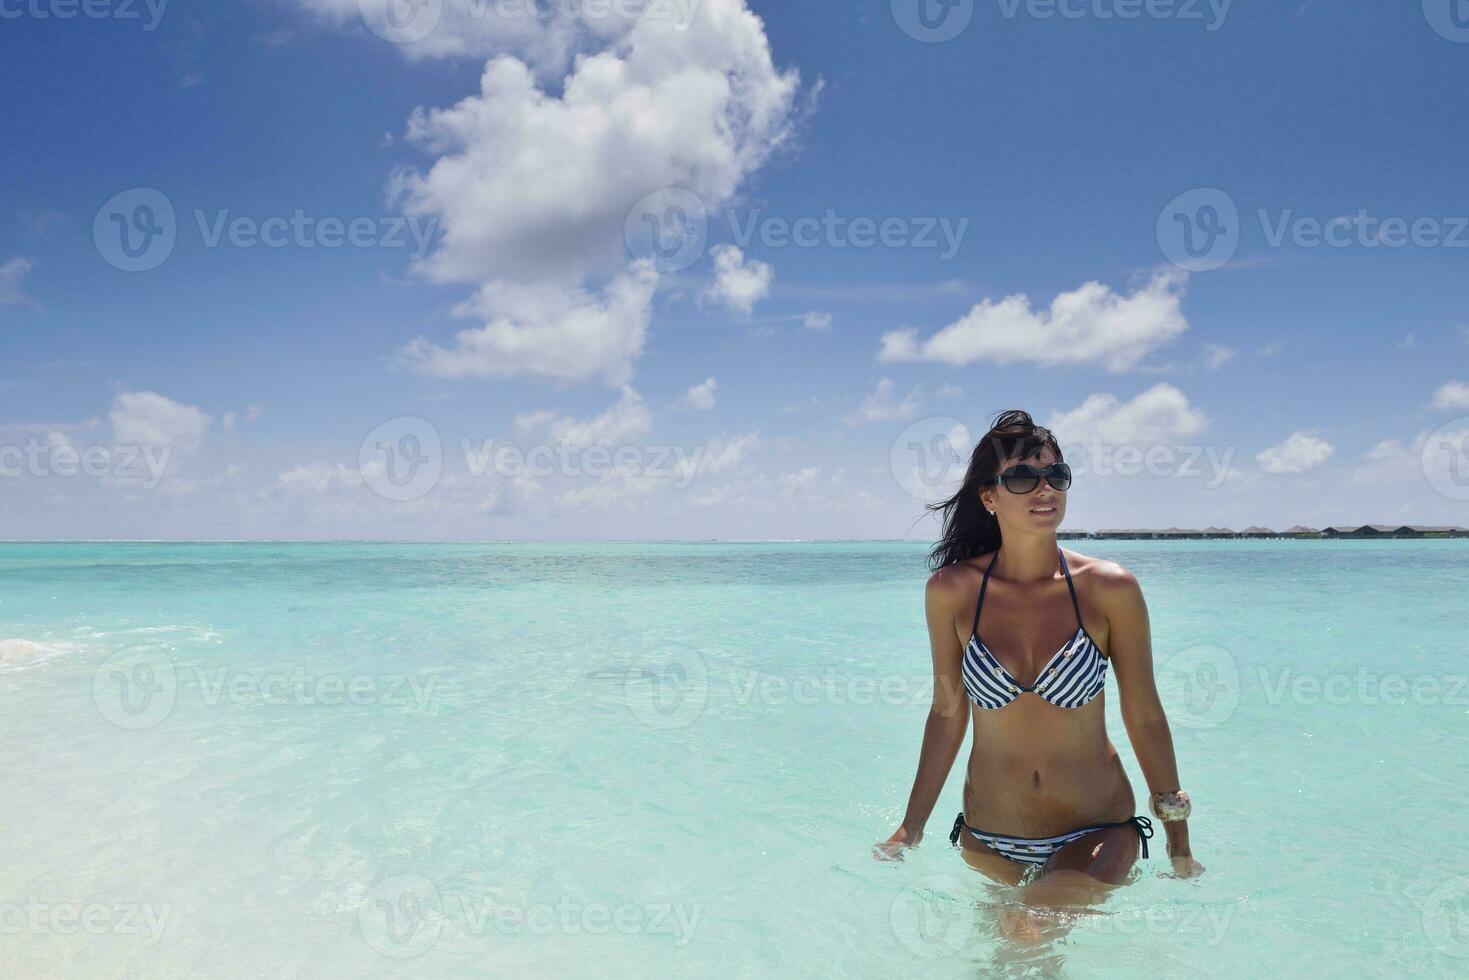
left=991, top=461, right=1071, bottom=494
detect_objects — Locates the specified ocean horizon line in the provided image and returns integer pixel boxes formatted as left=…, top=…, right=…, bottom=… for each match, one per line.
left=2, top=529, right=1466, bottom=546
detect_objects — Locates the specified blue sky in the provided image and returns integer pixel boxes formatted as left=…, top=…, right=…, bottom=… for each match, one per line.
left=2, top=0, right=1467, bottom=539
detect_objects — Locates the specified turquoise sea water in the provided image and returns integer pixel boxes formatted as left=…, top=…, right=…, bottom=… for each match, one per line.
left=2, top=540, right=1467, bottom=978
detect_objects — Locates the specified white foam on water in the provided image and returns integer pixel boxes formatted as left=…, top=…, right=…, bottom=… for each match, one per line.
left=0, top=638, right=74, bottom=669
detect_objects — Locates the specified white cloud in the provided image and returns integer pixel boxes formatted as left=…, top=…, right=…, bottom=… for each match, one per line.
left=0, top=257, right=36, bottom=308
left=683, top=378, right=718, bottom=411
left=1431, top=380, right=1469, bottom=410
left=675, top=431, right=758, bottom=483
left=845, top=378, right=921, bottom=426
left=398, top=259, right=660, bottom=386
left=109, top=391, right=212, bottom=453
left=272, top=462, right=365, bottom=495
left=513, top=409, right=558, bottom=432
left=1351, top=437, right=1413, bottom=486
left=702, top=245, right=772, bottom=314
left=289, top=0, right=609, bottom=75
left=1045, top=384, right=1208, bottom=446
left=1202, top=343, right=1236, bottom=370
left=803, top=312, right=832, bottom=331
left=878, top=270, right=1189, bottom=372
left=389, top=3, right=797, bottom=289
left=385, top=1, right=799, bottom=386
left=517, top=386, right=653, bottom=449
left=555, top=470, right=664, bottom=511
left=1350, top=427, right=1469, bottom=490
left=779, top=466, right=820, bottom=493
left=1257, top=431, right=1334, bottom=474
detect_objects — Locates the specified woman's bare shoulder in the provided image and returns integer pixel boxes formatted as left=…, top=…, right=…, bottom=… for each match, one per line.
left=1061, top=548, right=1142, bottom=600
left=925, top=554, right=992, bottom=603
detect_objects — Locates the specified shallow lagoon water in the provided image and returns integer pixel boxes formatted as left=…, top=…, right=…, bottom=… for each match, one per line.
left=2, top=540, right=1467, bottom=977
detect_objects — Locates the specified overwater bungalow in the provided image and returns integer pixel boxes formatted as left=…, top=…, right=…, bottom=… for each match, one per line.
left=1322, top=525, right=1399, bottom=538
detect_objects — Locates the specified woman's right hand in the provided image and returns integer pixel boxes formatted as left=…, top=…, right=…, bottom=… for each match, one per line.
left=873, top=826, right=922, bottom=861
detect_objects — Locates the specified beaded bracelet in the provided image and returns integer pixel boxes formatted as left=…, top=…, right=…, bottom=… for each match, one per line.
left=1150, top=790, right=1192, bottom=822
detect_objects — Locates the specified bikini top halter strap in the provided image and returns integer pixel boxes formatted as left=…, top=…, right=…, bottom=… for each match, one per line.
left=969, top=550, right=999, bottom=639
left=1058, top=548, right=1085, bottom=631
left=969, top=547, right=1083, bottom=639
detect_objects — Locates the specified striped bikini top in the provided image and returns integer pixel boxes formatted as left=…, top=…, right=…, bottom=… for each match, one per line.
left=961, top=548, right=1108, bottom=710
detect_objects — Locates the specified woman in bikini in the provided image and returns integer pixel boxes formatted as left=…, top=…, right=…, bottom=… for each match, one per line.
left=878, top=410, right=1204, bottom=932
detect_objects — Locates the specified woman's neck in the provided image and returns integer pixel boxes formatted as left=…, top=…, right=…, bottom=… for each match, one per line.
left=993, top=534, right=1060, bottom=584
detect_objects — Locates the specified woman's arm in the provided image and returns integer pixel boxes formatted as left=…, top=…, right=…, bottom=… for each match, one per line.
left=875, top=570, right=971, bottom=858
left=1100, top=562, right=1206, bottom=878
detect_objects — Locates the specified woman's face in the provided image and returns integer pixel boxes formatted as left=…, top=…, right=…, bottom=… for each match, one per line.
left=980, top=443, right=1067, bottom=532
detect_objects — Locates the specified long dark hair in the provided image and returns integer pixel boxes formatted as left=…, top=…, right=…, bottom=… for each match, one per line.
left=925, top=410, right=1063, bottom=571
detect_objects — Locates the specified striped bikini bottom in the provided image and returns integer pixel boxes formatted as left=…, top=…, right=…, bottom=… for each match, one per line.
left=949, top=812, right=1154, bottom=866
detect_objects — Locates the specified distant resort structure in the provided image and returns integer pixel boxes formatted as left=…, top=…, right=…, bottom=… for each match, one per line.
left=1056, top=525, right=1469, bottom=540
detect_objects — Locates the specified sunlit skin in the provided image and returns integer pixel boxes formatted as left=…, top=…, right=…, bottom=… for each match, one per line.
left=877, top=443, right=1204, bottom=942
